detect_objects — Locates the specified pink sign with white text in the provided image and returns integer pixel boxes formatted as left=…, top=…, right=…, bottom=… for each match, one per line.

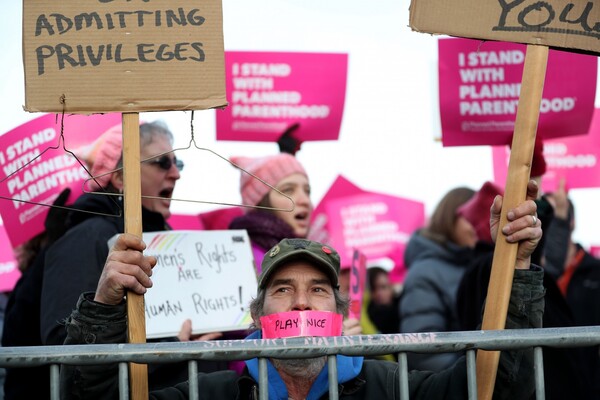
left=349, top=250, right=367, bottom=320
left=325, top=192, right=425, bottom=284
left=0, top=223, right=19, bottom=292
left=492, top=109, right=600, bottom=192
left=260, top=311, right=343, bottom=339
left=217, top=51, right=348, bottom=142
left=439, top=38, right=596, bottom=147
left=0, top=113, right=122, bottom=247
left=309, top=175, right=363, bottom=245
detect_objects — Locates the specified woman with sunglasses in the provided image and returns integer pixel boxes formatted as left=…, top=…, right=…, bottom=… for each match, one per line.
left=38, top=121, right=228, bottom=388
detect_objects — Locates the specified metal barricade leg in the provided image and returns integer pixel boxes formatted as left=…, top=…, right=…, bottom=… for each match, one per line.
left=534, top=346, right=545, bottom=400
left=259, top=358, right=268, bottom=400
left=118, top=362, right=129, bottom=400
left=466, top=349, right=477, bottom=400
left=328, top=355, right=338, bottom=399
left=50, top=364, right=60, bottom=400
left=188, top=360, right=199, bottom=400
left=398, top=352, right=410, bottom=400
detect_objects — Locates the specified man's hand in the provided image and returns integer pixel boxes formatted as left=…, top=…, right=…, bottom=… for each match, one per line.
left=342, top=317, right=362, bottom=336
left=490, top=180, right=543, bottom=270
left=545, top=178, right=569, bottom=220
left=94, top=233, right=156, bottom=305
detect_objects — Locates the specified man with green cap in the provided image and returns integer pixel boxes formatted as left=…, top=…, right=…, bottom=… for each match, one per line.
left=61, top=181, right=545, bottom=399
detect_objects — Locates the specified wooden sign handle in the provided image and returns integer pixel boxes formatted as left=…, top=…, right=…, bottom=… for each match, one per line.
left=475, top=44, right=548, bottom=400
left=122, top=112, right=149, bottom=399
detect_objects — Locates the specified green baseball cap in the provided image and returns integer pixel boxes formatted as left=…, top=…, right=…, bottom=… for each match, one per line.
left=259, top=238, right=340, bottom=289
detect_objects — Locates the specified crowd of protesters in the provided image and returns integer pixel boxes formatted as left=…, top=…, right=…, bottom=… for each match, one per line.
left=0, top=123, right=599, bottom=399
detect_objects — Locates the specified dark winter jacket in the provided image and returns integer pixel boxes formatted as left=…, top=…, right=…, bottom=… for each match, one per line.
left=60, top=268, right=544, bottom=400
left=399, top=230, right=474, bottom=371
left=40, top=192, right=167, bottom=346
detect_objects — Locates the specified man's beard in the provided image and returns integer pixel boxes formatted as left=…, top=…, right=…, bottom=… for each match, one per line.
left=272, top=356, right=327, bottom=380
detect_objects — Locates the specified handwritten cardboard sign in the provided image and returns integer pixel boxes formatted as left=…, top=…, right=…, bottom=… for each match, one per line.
left=0, top=223, right=19, bottom=292
left=216, top=51, right=348, bottom=142
left=325, top=192, right=425, bottom=283
left=0, top=113, right=122, bottom=248
left=260, top=311, right=343, bottom=339
left=439, top=38, right=596, bottom=146
left=140, top=230, right=257, bottom=339
left=348, top=250, right=367, bottom=320
left=410, top=0, right=600, bottom=55
left=23, top=0, right=226, bottom=113
left=492, top=108, right=600, bottom=192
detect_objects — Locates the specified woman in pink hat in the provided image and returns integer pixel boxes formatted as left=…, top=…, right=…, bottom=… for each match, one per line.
left=228, top=153, right=313, bottom=271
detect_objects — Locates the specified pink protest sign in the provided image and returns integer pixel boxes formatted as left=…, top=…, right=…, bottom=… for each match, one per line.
left=348, top=250, right=367, bottom=320
left=309, top=175, right=363, bottom=245
left=0, top=223, right=19, bottom=292
left=439, top=38, right=596, bottom=147
left=325, top=192, right=425, bottom=284
left=167, top=214, right=204, bottom=230
left=217, top=51, right=348, bottom=142
left=590, top=246, right=600, bottom=259
left=492, top=109, right=600, bottom=192
left=0, top=113, right=122, bottom=247
left=260, top=311, right=343, bottom=339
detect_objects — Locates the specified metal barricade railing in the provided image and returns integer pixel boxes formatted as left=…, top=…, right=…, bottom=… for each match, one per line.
left=1, top=326, right=599, bottom=400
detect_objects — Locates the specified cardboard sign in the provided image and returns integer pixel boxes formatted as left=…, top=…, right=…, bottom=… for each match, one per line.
left=260, top=311, right=343, bottom=339
left=0, top=223, right=19, bottom=292
left=325, top=192, right=425, bottom=283
left=439, top=38, right=596, bottom=146
left=23, top=0, right=226, bottom=113
left=0, top=113, right=122, bottom=247
left=141, top=230, right=257, bottom=339
left=492, top=109, right=600, bottom=192
left=590, top=246, right=600, bottom=259
left=348, top=250, right=367, bottom=320
left=217, top=51, right=348, bottom=142
left=410, top=0, right=600, bottom=54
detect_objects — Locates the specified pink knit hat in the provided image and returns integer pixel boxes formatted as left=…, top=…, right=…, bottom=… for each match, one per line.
left=230, top=153, right=307, bottom=206
left=76, top=124, right=123, bottom=190
left=456, top=181, right=504, bottom=244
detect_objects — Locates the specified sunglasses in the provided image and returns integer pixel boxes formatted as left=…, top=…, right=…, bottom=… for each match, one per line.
left=148, top=155, right=184, bottom=172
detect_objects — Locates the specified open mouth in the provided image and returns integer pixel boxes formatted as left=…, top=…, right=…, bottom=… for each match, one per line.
left=295, top=211, right=309, bottom=221
left=159, top=188, right=174, bottom=198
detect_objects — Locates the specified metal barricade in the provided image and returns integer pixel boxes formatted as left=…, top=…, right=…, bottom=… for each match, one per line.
left=1, top=326, right=599, bottom=400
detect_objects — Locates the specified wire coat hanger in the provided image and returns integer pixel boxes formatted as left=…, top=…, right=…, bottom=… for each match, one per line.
left=84, top=111, right=297, bottom=213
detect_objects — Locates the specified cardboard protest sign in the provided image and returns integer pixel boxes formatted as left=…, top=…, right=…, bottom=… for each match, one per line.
left=439, top=38, right=596, bottom=147
left=591, top=246, right=600, bottom=259
left=0, top=223, right=19, bottom=292
left=492, top=109, right=600, bottom=192
left=348, top=250, right=367, bottom=320
left=23, top=0, right=226, bottom=113
left=324, top=192, right=425, bottom=283
left=217, top=51, right=348, bottom=142
left=411, top=0, right=600, bottom=54
left=140, top=230, right=257, bottom=339
left=0, top=113, right=121, bottom=248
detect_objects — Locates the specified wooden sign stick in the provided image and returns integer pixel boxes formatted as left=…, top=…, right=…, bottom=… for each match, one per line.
left=122, top=112, right=149, bottom=400
left=476, top=44, right=548, bottom=400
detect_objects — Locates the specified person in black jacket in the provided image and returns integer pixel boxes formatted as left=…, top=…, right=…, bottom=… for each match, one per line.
left=62, top=181, right=544, bottom=399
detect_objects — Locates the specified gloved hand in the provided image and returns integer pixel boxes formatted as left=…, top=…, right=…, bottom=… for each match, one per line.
left=277, top=123, right=302, bottom=155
